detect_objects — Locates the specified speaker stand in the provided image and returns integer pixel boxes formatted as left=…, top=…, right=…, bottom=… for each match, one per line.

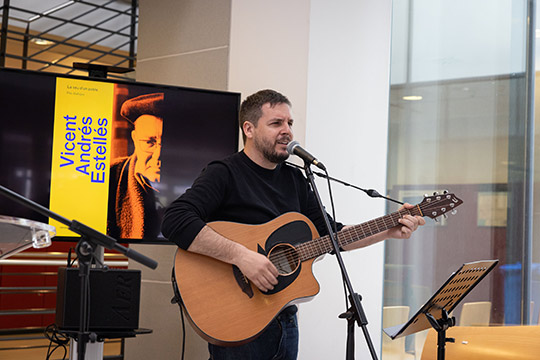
left=69, top=245, right=104, bottom=360
left=70, top=340, right=103, bottom=360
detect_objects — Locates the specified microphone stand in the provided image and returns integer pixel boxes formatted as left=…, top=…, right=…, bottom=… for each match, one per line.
left=301, top=164, right=378, bottom=360
left=0, top=184, right=158, bottom=360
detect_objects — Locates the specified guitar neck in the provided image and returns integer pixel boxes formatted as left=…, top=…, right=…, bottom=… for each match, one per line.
left=296, top=206, right=422, bottom=261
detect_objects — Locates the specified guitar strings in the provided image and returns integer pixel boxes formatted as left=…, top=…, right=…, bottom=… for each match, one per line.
left=266, top=197, right=450, bottom=267
left=267, top=208, right=414, bottom=267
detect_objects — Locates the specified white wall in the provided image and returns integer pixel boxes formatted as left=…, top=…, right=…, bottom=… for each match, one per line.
left=228, top=0, right=311, bottom=147
left=301, top=0, right=392, bottom=358
left=229, top=1, right=392, bottom=358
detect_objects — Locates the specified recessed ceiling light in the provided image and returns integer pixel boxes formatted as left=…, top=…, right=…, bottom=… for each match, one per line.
left=30, top=38, right=55, bottom=46
left=402, top=95, right=423, bottom=101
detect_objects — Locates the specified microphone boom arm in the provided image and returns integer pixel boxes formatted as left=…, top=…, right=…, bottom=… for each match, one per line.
left=284, top=161, right=404, bottom=205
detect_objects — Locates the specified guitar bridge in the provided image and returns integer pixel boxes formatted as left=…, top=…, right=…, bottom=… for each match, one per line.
left=232, top=265, right=253, bottom=298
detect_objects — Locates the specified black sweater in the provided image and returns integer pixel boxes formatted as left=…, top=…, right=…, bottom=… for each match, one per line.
left=161, top=151, right=342, bottom=249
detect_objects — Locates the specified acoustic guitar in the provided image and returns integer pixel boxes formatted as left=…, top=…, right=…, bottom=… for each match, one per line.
left=172, top=192, right=463, bottom=346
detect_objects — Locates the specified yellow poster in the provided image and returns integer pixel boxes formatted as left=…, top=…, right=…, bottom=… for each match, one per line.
left=49, top=78, right=114, bottom=236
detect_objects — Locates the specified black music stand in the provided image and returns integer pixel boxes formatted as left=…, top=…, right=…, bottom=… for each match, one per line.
left=383, top=260, right=498, bottom=360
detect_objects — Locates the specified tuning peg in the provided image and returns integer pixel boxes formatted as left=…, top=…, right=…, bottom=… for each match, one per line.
left=433, top=217, right=439, bottom=222
left=451, top=209, right=457, bottom=215
left=443, top=214, right=448, bottom=219
left=443, top=190, right=449, bottom=194
left=433, top=191, right=439, bottom=196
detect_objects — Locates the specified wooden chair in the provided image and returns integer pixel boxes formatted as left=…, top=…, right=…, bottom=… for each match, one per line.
left=459, top=301, right=491, bottom=326
left=421, top=326, right=540, bottom=360
left=382, top=306, right=415, bottom=360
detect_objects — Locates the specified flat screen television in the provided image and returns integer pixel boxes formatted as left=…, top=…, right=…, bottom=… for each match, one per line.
left=0, top=68, right=240, bottom=243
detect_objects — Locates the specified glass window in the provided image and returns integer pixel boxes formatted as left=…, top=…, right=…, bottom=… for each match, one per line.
left=383, top=0, right=534, bottom=358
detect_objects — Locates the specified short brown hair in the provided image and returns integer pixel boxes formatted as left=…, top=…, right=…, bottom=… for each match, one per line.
left=239, top=89, right=291, bottom=141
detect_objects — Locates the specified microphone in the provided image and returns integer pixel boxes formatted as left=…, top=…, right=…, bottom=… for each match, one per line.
left=286, top=141, right=326, bottom=170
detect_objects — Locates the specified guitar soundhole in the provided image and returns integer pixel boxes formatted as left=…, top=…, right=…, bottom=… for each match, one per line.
left=268, top=243, right=300, bottom=276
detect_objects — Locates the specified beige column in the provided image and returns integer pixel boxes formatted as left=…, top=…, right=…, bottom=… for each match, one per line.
left=124, top=1, right=232, bottom=359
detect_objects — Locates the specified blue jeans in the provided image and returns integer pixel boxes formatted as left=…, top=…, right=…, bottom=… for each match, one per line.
left=208, top=306, right=298, bottom=360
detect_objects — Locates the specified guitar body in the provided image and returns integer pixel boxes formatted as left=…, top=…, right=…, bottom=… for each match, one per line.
left=173, top=212, right=321, bottom=346
left=171, top=191, right=464, bottom=346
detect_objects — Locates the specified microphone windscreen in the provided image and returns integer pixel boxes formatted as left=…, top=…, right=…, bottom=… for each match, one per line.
left=286, top=140, right=300, bottom=155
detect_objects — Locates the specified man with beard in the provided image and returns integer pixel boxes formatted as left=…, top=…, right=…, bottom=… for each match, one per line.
left=162, top=89, right=424, bottom=360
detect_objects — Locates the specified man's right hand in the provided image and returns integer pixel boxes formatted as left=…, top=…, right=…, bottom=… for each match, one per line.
left=234, top=247, right=279, bottom=292
left=188, top=225, right=279, bottom=292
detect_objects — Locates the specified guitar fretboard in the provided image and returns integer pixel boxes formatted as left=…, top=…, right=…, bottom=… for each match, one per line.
left=296, top=206, right=422, bottom=261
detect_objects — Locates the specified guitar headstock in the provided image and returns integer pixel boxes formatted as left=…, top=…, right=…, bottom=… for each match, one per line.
left=419, top=191, right=463, bottom=220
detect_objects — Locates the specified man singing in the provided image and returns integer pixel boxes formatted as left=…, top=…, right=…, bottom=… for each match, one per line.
left=162, top=89, right=424, bottom=359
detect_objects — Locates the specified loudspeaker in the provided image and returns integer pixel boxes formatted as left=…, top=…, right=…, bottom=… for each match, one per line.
left=56, top=267, right=141, bottom=331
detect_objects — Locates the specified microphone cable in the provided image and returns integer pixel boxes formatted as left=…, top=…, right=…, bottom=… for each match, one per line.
left=320, top=167, right=351, bottom=316
left=44, top=323, right=69, bottom=360
left=171, top=268, right=186, bottom=360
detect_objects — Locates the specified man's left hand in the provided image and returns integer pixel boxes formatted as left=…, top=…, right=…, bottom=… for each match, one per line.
left=388, top=203, right=426, bottom=239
